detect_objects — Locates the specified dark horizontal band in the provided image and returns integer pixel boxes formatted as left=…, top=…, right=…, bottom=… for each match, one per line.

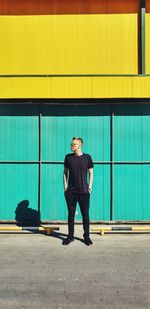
left=0, top=161, right=150, bottom=164
left=0, top=74, right=149, bottom=78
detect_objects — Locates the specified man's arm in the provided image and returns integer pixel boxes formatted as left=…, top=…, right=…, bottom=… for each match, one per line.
left=88, top=168, right=93, bottom=192
left=63, top=167, right=68, bottom=192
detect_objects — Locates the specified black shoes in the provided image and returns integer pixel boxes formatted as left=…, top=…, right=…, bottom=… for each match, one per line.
left=83, top=233, right=93, bottom=246
left=62, top=236, right=93, bottom=246
left=62, top=237, right=74, bottom=246
left=84, top=238, right=93, bottom=246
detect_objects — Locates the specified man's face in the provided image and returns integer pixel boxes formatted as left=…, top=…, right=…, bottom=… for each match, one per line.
left=70, top=139, right=81, bottom=152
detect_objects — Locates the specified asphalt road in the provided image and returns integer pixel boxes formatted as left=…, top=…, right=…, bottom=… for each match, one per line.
left=0, top=225, right=150, bottom=309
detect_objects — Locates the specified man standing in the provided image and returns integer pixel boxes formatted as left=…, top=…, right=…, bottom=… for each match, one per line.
left=63, top=137, right=94, bottom=246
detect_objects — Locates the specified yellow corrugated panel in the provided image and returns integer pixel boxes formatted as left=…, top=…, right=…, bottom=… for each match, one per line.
left=0, top=76, right=150, bottom=99
left=51, top=77, right=92, bottom=98
left=146, top=14, right=150, bottom=74
left=0, top=78, right=53, bottom=98
left=133, top=77, right=150, bottom=98
left=0, top=77, right=92, bottom=98
left=92, top=77, right=133, bottom=98
left=0, top=14, right=138, bottom=75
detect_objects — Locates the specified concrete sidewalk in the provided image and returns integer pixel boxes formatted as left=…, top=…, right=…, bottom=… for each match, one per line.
left=0, top=224, right=150, bottom=309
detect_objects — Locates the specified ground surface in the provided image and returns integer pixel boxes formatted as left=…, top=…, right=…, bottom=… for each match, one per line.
left=0, top=225, right=150, bottom=309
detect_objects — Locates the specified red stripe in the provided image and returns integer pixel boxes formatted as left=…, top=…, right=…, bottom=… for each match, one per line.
left=147, top=0, right=150, bottom=12
left=0, top=0, right=140, bottom=15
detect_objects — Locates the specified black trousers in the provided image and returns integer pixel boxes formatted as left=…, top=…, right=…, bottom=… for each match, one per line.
left=64, top=190, right=90, bottom=238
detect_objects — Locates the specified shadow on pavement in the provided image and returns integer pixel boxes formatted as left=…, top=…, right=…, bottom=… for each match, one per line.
left=47, top=230, right=85, bottom=244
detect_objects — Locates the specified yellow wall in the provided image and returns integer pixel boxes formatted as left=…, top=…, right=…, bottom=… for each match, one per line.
left=1, top=12, right=149, bottom=99
left=0, top=76, right=150, bottom=99
left=146, top=14, right=150, bottom=74
left=0, top=14, right=138, bottom=75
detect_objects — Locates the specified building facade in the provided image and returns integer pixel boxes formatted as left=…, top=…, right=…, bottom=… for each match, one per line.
left=0, top=0, right=150, bottom=223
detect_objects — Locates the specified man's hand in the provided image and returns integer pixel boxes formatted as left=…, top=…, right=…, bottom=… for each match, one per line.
left=63, top=167, right=68, bottom=193
left=88, top=168, right=93, bottom=193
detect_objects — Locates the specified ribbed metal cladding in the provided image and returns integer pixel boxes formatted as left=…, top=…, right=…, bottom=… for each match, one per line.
left=1, top=104, right=150, bottom=222
left=0, top=115, right=39, bottom=221
left=114, top=112, right=150, bottom=220
left=41, top=114, right=110, bottom=221
left=0, top=0, right=150, bottom=222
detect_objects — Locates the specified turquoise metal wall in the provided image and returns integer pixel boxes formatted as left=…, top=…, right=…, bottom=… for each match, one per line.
left=41, top=114, right=110, bottom=220
left=0, top=103, right=150, bottom=222
left=114, top=112, right=150, bottom=220
left=0, top=114, right=39, bottom=221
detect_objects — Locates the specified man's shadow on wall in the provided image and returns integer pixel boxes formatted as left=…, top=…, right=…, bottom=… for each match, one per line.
left=15, top=200, right=40, bottom=226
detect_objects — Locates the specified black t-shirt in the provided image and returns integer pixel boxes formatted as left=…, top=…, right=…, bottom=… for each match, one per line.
left=64, top=153, right=94, bottom=193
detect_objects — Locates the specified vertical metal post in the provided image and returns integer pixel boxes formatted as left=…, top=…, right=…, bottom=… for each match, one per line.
left=110, top=112, right=114, bottom=221
left=140, top=0, right=146, bottom=74
left=38, top=112, right=42, bottom=222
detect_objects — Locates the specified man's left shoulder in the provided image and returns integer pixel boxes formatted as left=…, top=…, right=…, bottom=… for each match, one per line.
left=83, top=153, right=94, bottom=168
left=83, top=153, right=92, bottom=159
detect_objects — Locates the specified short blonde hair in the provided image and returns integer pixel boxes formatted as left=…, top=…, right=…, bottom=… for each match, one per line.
left=72, top=137, right=83, bottom=145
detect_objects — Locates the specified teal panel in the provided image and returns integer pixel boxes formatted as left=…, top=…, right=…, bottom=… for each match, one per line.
left=114, top=115, right=150, bottom=161
left=114, top=116, right=142, bottom=161
left=41, top=165, right=67, bottom=220
left=1, top=104, right=150, bottom=222
left=114, top=113, right=150, bottom=220
left=90, top=165, right=110, bottom=220
left=114, top=164, right=150, bottom=220
left=42, top=116, right=110, bottom=162
left=143, top=116, right=150, bottom=161
left=42, top=114, right=111, bottom=221
left=41, top=164, right=110, bottom=221
left=42, top=117, right=66, bottom=162
left=0, top=116, right=38, bottom=160
left=142, top=165, right=150, bottom=219
left=0, top=164, right=38, bottom=220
